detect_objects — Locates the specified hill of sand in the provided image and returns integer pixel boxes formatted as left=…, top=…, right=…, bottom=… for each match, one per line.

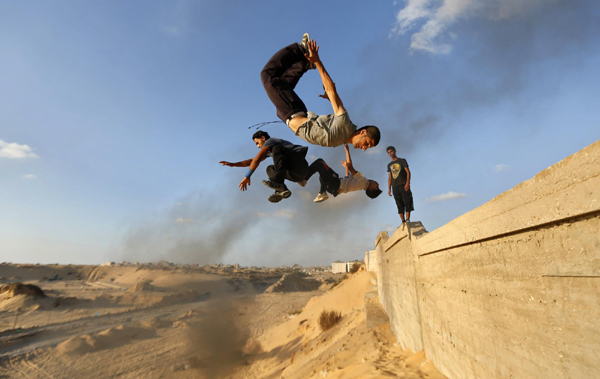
left=264, top=272, right=323, bottom=293
left=0, top=263, right=445, bottom=378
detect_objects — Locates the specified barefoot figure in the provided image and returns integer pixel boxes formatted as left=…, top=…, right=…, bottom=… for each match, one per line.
left=306, top=144, right=382, bottom=203
left=261, top=34, right=380, bottom=151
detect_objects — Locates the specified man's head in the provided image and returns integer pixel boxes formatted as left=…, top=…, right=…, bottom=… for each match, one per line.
left=365, top=180, right=382, bottom=199
left=252, top=131, right=270, bottom=148
left=386, top=146, right=397, bottom=159
left=350, top=126, right=380, bottom=151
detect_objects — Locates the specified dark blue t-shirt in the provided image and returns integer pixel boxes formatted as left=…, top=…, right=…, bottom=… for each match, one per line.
left=264, top=138, right=307, bottom=157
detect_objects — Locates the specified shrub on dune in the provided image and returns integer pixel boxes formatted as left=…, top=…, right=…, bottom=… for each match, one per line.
left=318, top=310, right=342, bottom=332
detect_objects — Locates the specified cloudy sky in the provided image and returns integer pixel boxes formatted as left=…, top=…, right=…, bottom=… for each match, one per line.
left=1, top=1, right=599, bottom=266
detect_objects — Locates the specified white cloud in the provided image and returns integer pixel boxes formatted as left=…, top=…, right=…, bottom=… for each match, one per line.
left=0, top=139, right=39, bottom=159
left=494, top=164, right=510, bottom=172
left=426, top=191, right=466, bottom=202
left=273, top=209, right=295, bottom=219
left=255, top=209, right=296, bottom=219
left=391, top=0, right=558, bottom=54
left=364, top=145, right=385, bottom=155
left=175, top=218, right=196, bottom=224
left=22, top=174, right=36, bottom=179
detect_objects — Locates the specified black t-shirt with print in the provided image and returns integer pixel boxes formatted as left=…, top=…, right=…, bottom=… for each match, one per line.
left=387, top=158, right=409, bottom=187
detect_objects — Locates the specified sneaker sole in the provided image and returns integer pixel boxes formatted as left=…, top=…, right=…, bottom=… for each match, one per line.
left=262, top=180, right=286, bottom=191
left=268, top=194, right=283, bottom=203
left=268, top=190, right=291, bottom=203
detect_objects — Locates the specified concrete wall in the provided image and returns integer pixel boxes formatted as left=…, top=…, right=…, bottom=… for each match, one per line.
left=371, top=140, right=600, bottom=379
left=364, top=250, right=378, bottom=273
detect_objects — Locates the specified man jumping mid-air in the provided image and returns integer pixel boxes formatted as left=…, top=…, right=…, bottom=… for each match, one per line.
left=261, top=34, right=380, bottom=151
left=305, top=144, right=382, bottom=203
left=220, top=131, right=308, bottom=203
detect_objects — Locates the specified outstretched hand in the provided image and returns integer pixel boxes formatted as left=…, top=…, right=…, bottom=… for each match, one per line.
left=220, top=161, right=234, bottom=167
left=304, top=40, right=320, bottom=65
left=239, top=177, right=251, bottom=191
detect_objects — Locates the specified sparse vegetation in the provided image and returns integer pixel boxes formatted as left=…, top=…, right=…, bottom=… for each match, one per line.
left=349, top=262, right=361, bottom=274
left=318, top=310, right=342, bottom=332
left=287, top=309, right=302, bottom=317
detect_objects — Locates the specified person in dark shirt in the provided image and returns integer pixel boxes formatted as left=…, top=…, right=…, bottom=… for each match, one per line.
left=220, top=131, right=308, bottom=203
left=386, top=146, right=414, bottom=223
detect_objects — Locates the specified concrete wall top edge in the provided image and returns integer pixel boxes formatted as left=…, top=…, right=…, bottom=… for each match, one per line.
left=384, top=227, right=409, bottom=252
left=416, top=140, right=600, bottom=255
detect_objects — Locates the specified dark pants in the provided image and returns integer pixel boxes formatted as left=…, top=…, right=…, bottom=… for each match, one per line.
left=266, top=145, right=308, bottom=184
left=392, top=185, right=414, bottom=213
left=261, top=43, right=309, bottom=122
left=306, top=159, right=341, bottom=196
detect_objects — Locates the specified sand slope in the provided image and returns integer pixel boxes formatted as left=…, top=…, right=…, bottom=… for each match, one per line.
left=0, top=263, right=445, bottom=378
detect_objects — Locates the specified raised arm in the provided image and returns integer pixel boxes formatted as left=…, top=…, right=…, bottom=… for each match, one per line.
left=340, top=143, right=357, bottom=176
left=305, top=40, right=346, bottom=117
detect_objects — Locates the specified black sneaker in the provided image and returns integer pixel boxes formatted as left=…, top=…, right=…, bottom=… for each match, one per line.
left=268, top=189, right=292, bottom=203
left=262, top=180, right=287, bottom=192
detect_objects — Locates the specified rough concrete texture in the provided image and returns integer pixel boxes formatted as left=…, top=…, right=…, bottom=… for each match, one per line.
left=364, top=249, right=378, bottom=273
left=371, top=140, right=600, bottom=379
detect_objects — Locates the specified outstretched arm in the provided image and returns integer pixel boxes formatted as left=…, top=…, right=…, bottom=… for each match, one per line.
left=220, top=147, right=270, bottom=191
left=305, top=40, right=346, bottom=117
left=340, top=144, right=357, bottom=176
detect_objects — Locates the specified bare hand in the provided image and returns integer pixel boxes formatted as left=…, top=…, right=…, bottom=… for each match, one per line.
left=239, top=177, right=251, bottom=191
left=388, top=189, right=392, bottom=197
left=340, top=160, right=348, bottom=168
left=220, top=161, right=234, bottom=167
left=319, top=84, right=332, bottom=101
left=404, top=183, right=410, bottom=191
left=304, top=40, right=320, bottom=65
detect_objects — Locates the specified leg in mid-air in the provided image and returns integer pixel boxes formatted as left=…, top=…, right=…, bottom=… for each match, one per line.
left=305, top=159, right=340, bottom=203
left=263, top=145, right=308, bottom=203
left=260, top=38, right=312, bottom=123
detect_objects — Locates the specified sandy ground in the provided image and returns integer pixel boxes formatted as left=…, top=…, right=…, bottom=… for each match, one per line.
left=0, top=263, right=445, bottom=378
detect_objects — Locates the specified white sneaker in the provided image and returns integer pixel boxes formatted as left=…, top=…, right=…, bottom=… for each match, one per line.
left=313, top=192, right=329, bottom=203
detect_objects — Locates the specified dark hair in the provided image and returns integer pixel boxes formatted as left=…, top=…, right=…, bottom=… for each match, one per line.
left=356, top=125, right=380, bottom=146
left=365, top=188, right=382, bottom=199
left=386, top=146, right=396, bottom=153
left=252, top=131, right=270, bottom=140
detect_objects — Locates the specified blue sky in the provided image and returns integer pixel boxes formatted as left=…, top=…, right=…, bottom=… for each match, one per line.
left=1, top=1, right=599, bottom=266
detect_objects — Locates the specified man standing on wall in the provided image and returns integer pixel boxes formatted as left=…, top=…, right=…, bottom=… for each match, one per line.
left=387, top=146, right=414, bottom=224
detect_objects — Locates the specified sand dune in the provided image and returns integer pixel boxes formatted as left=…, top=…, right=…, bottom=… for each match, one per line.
left=0, top=263, right=445, bottom=378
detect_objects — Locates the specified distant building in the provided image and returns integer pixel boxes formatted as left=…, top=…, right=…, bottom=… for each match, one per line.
left=332, top=261, right=347, bottom=274
left=332, top=260, right=363, bottom=273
